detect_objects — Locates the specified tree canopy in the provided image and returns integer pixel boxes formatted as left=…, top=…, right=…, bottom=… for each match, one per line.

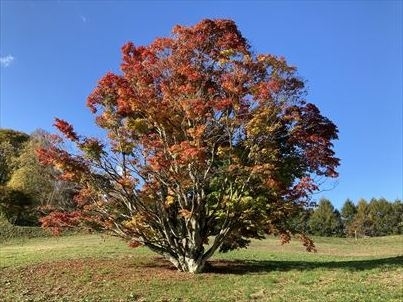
left=38, top=19, right=339, bottom=273
left=0, top=129, right=30, bottom=185
left=0, top=129, right=75, bottom=225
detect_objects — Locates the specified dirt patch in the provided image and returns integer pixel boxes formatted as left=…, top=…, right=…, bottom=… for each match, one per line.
left=1, top=257, right=251, bottom=292
left=1, top=256, right=202, bottom=301
left=0, top=256, right=273, bottom=301
left=1, top=257, right=196, bottom=282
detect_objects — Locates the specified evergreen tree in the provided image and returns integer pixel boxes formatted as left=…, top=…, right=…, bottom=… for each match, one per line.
left=284, top=207, right=313, bottom=234
left=308, top=198, right=343, bottom=236
left=368, top=198, right=396, bottom=236
left=348, top=199, right=372, bottom=237
left=390, top=200, right=403, bottom=234
left=341, top=199, right=357, bottom=235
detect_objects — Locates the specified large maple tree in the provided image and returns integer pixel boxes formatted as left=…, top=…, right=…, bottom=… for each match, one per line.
left=38, top=19, right=339, bottom=273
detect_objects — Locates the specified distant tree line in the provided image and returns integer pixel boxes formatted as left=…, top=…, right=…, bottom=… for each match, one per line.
left=0, top=128, right=75, bottom=225
left=288, top=197, right=403, bottom=238
left=1, top=128, right=402, bottom=238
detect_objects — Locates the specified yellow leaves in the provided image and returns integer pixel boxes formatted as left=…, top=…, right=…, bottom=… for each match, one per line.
left=220, top=49, right=235, bottom=57
left=218, top=58, right=228, bottom=65
left=179, top=209, right=192, bottom=219
left=216, top=146, right=227, bottom=157
left=219, top=48, right=244, bottom=65
left=7, top=167, right=31, bottom=191
left=123, top=213, right=146, bottom=229
left=126, top=118, right=149, bottom=134
left=165, top=195, right=175, bottom=207
left=124, top=213, right=156, bottom=239
left=53, top=162, right=64, bottom=171
left=80, top=138, right=104, bottom=160
left=240, top=196, right=253, bottom=205
left=219, top=49, right=235, bottom=64
left=257, top=55, right=267, bottom=62
left=246, top=106, right=281, bottom=137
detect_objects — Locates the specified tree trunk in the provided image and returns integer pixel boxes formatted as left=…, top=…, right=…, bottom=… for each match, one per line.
left=172, top=256, right=207, bottom=274
left=148, top=212, right=229, bottom=273
left=163, top=244, right=208, bottom=273
left=163, top=236, right=227, bottom=273
left=160, top=240, right=209, bottom=273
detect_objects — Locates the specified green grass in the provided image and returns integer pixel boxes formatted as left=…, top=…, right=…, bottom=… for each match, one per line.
left=1, top=234, right=150, bottom=268
left=1, top=234, right=402, bottom=301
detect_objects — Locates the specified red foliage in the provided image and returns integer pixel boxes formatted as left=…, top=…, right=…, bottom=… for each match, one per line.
left=40, top=211, right=81, bottom=235
left=54, top=118, right=79, bottom=141
left=37, top=146, right=89, bottom=181
left=39, top=19, right=339, bottom=267
left=284, top=103, right=339, bottom=177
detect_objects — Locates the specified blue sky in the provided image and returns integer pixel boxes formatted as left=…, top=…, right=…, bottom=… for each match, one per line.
left=1, top=1, right=402, bottom=208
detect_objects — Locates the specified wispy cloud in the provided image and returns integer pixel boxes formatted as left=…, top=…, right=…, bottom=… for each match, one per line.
left=0, top=55, right=15, bottom=67
left=80, top=15, right=87, bottom=23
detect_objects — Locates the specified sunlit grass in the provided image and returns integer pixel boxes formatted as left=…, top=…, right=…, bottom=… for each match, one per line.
left=1, top=234, right=143, bottom=268
left=1, top=234, right=402, bottom=301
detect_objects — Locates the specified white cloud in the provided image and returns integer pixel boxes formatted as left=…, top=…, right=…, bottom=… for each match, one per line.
left=80, top=15, right=87, bottom=23
left=0, top=55, right=15, bottom=67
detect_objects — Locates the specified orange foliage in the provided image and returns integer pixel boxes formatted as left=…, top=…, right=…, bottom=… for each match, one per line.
left=39, top=19, right=339, bottom=269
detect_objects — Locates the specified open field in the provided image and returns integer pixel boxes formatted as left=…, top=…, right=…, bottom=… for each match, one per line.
left=1, top=234, right=402, bottom=302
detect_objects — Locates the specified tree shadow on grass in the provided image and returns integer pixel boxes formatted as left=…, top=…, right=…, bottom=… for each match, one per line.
left=205, top=256, right=403, bottom=275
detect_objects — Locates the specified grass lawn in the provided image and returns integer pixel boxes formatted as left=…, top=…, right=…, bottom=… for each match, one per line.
left=1, top=234, right=402, bottom=301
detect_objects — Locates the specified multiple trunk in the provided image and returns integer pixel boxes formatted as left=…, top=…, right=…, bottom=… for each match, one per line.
left=161, top=235, right=224, bottom=273
left=141, top=215, right=231, bottom=273
left=169, top=255, right=207, bottom=274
